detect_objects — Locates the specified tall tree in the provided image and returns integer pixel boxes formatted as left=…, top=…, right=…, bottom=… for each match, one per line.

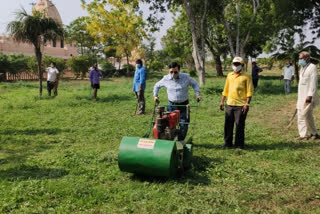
left=65, top=17, right=98, bottom=56
left=7, top=9, right=63, bottom=96
left=161, top=10, right=193, bottom=68
left=81, top=0, right=146, bottom=75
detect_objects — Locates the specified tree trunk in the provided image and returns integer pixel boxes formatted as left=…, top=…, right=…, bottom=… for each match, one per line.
left=215, top=55, right=223, bottom=77
left=35, top=48, right=43, bottom=96
left=294, top=59, right=299, bottom=83
left=126, top=52, right=130, bottom=76
left=183, top=0, right=206, bottom=86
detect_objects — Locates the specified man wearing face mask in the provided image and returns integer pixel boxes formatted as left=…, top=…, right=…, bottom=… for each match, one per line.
left=251, top=59, right=263, bottom=89
left=220, top=57, right=254, bottom=149
left=153, top=62, right=201, bottom=141
left=132, top=59, right=147, bottom=114
left=296, top=51, right=319, bottom=140
left=46, top=62, right=59, bottom=96
left=281, top=61, right=295, bottom=94
left=89, top=63, right=102, bottom=101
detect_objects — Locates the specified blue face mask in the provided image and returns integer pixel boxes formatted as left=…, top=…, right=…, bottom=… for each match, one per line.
left=136, top=64, right=142, bottom=69
left=298, top=59, right=307, bottom=67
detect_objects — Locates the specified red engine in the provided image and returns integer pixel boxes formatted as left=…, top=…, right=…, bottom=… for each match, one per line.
left=153, top=106, right=180, bottom=140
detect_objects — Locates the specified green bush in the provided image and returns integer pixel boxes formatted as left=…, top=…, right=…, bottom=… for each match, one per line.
left=122, top=64, right=135, bottom=76
left=43, top=56, right=66, bottom=74
left=6, top=54, right=29, bottom=74
left=100, top=61, right=116, bottom=77
left=149, top=60, right=164, bottom=72
left=0, top=53, right=9, bottom=74
left=67, top=55, right=95, bottom=79
left=189, top=69, right=197, bottom=77
left=27, top=56, right=66, bottom=75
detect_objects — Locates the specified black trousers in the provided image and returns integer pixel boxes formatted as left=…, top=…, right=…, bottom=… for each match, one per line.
left=252, top=78, right=259, bottom=89
left=224, top=105, right=247, bottom=148
left=135, top=90, right=145, bottom=114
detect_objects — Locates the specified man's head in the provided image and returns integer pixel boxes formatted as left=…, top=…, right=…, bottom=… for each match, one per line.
left=286, top=60, right=291, bottom=66
left=252, top=59, right=257, bottom=66
left=168, top=62, right=180, bottom=79
left=93, top=63, right=97, bottom=70
left=299, top=51, right=310, bottom=67
left=136, top=59, right=143, bottom=69
left=232, top=57, right=244, bottom=72
left=50, top=62, right=56, bottom=68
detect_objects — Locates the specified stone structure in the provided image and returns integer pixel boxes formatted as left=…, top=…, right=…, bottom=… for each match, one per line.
left=0, top=0, right=78, bottom=59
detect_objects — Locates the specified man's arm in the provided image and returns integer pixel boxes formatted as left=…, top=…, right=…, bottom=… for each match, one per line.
left=153, top=77, right=166, bottom=103
left=306, top=65, right=318, bottom=103
left=139, top=68, right=146, bottom=91
left=220, top=96, right=226, bottom=110
left=189, top=77, right=201, bottom=101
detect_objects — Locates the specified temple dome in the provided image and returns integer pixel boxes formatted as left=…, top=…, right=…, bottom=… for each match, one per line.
left=34, top=0, right=63, bottom=24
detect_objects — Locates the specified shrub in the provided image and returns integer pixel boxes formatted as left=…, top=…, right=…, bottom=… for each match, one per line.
left=122, top=64, right=135, bottom=76
left=67, top=55, right=95, bottom=79
left=189, top=69, right=197, bottom=77
left=7, top=54, right=29, bottom=74
left=149, top=60, right=164, bottom=72
left=100, top=61, right=116, bottom=77
left=42, top=56, right=66, bottom=74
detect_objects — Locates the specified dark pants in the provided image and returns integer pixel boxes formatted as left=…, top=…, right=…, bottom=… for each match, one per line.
left=47, top=81, right=55, bottom=96
left=252, top=78, right=259, bottom=89
left=224, top=105, right=247, bottom=148
left=168, top=100, right=189, bottom=141
left=135, top=90, right=145, bottom=114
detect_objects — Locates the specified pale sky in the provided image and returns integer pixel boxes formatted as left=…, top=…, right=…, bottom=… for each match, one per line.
left=0, top=0, right=174, bottom=50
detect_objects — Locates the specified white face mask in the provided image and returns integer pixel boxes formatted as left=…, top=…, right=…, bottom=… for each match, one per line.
left=232, top=65, right=242, bottom=72
left=170, top=72, right=179, bottom=79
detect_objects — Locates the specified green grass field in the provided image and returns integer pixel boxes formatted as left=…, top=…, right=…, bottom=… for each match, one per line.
left=0, top=70, right=320, bottom=213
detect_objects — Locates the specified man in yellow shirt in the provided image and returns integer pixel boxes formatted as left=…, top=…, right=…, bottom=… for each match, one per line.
left=220, top=57, right=254, bottom=149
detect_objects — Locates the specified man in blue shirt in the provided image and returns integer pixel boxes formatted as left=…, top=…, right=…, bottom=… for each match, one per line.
left=153, top=62, right=201, bottom=141
left=132, top=59, right=147, bottom=114
left=251, top=60, right=263, bottom=89
left=89, top=63, right=102, bottom=100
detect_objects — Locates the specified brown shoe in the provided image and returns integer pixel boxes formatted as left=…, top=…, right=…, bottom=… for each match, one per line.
left=296, top=136, right=308, bottom=141
left=310, top=134, right=320, bottom=140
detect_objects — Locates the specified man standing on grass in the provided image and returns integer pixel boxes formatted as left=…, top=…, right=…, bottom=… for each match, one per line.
left=153, top=62, right=201, bottom=141
left=132, top=59, right=147, bottom=115
left=46, top=62, right=59, bottom=96
left=220, top=57, right=254, bottom=149
left=296, top=51, right=319, bottom=141
left=89, top=63, right=102, bottom=101
left=251, top=59, right=263, bottom=89
left=281, top=61, right=294, bottom=94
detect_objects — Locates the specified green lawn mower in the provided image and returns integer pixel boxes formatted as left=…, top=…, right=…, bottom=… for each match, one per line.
left=118, top=103, right=198, bottom=178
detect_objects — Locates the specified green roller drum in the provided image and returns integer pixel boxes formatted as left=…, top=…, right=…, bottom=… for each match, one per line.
left=118, top=136, right=179, bottom=177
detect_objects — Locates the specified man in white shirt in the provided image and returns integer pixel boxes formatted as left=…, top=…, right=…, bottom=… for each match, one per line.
left=46, top=62, right=59, bottom=96
left=296, top=51, right=319, bottom=140
left=281, top=61, right=294, bottom=94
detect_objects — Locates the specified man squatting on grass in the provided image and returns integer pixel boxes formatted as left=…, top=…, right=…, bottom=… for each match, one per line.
left=89, top=63, right=102, bottom=100
left=132, top=59, right=147, bottom=115
left=220, top=57, right=254, bottom=149
left=46, top=62, right=59, bottom=96
left=296, top=51, right=319, bottom=141
left=153, top=62, right=201, bottom=141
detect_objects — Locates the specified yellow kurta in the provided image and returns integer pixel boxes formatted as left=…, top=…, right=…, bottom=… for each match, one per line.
left=222, top=71, right=254, bottom=106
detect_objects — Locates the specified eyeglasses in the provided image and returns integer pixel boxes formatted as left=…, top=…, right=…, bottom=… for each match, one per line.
left=169, top=71, right=179, bottom=74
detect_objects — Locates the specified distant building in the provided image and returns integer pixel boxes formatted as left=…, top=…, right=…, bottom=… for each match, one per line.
left=0, top=0, right=78, bottom=59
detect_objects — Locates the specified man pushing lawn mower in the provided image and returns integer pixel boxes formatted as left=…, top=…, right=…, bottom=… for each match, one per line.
left=153, top=62, right=201, bottom=141
left=118, top=62, right=201, bottom=178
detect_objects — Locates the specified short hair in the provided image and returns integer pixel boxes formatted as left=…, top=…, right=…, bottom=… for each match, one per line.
left=169, top=62, right=180, bottom=70
left=51, top=62, right=56, bottom=66
left=136, top=59, right=143, bottom=65
left=300, top=51, right=310, bottom=60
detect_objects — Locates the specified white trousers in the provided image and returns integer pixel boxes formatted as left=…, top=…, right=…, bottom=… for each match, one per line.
left=297, top=105, right=318, bottom=137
